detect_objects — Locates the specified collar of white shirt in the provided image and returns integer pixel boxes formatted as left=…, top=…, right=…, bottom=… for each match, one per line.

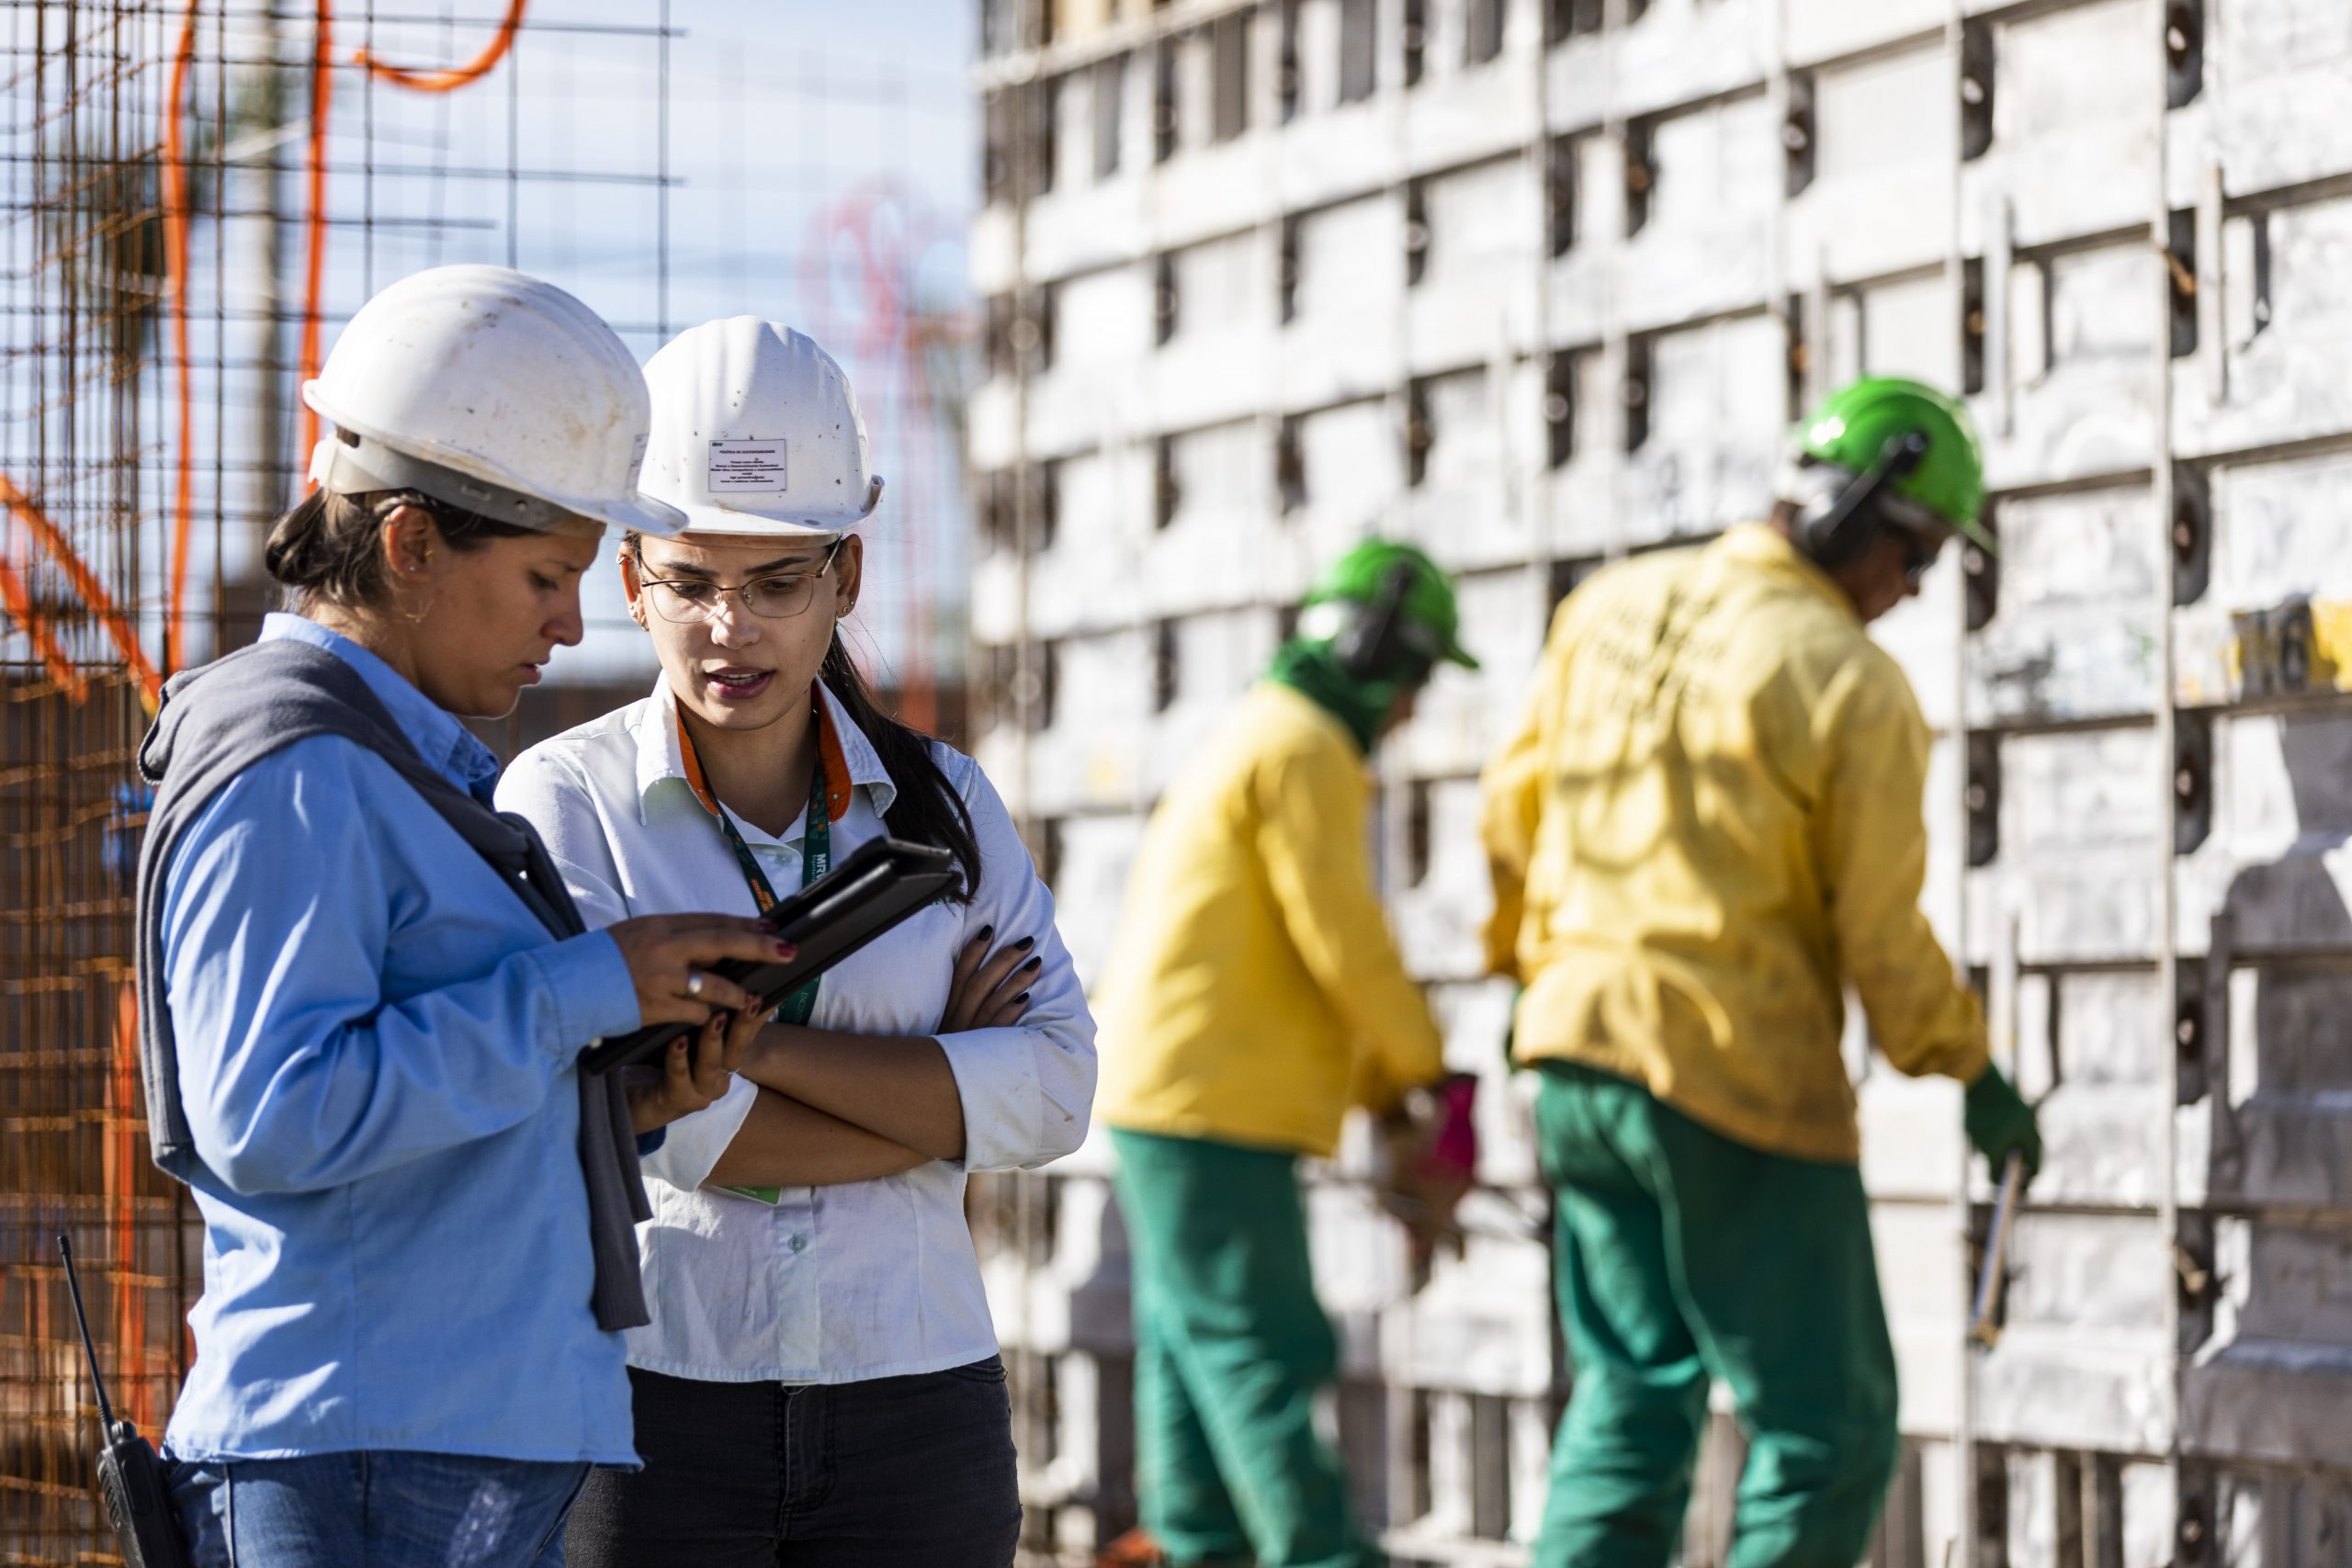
left=626, top=674, right=899, bottom=831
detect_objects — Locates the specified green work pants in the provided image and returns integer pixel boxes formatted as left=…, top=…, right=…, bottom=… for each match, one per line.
left=1532, top=1061, right=1899, bottom=1568
left=1110, top=1128, right=1374, bottom=1568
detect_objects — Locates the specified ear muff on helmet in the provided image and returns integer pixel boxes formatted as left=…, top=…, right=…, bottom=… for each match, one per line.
left=1332, top=560, right=1437, bottom=683
left=1794, top=431, right=1938, bottom=569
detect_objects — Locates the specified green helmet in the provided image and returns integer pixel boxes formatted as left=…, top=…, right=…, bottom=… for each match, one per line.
left=1792, top=377, right=1993, bottom=553
left=1300, top=538, right=1479, bottom=673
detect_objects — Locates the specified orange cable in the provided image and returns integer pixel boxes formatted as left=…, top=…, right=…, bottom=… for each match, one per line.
left=161, top=2, right=199, bottom=672
left=0, top=546, right=86, bottom=701
left=108, top=987, right=153, bottom=1432
left=353, top=0, right=526, bottom=93
left=0, top=473, right=162, bottom=704
left=293, top=0, right=334, bottom=482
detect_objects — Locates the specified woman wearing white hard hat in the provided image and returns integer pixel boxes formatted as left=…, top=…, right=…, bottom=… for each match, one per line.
left=144, top=266, right=791, bottom=1565
left=499, top=317, right=1095, bottom=1565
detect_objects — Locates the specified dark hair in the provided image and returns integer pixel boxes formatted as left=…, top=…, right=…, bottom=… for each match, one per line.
left=822, top=635, right=982, bottom=904
left=265, top=486, right=537, bottom=609
left=625, top=532, right=982, bottom=903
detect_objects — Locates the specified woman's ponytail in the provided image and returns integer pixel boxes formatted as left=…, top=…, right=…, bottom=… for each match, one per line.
left=821, top=635, right=982, bottom=904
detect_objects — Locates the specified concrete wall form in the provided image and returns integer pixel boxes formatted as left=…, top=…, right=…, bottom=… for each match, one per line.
left=973, top=1, right=2352, bottom=1562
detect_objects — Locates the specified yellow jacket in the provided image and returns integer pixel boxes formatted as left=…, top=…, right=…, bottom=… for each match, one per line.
left=1480, top=525, right=1986, bottom=1165
left=1095, top=682, right=1445, bottom=1157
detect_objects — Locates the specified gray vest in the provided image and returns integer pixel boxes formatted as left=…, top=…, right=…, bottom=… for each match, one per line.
left=135, top=637, right=651, bottom=1331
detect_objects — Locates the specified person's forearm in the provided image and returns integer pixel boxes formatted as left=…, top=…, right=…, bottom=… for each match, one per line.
left=705, top=1086, right=933, bottom=1188
left=741, top=1024, right=967, bottom=1161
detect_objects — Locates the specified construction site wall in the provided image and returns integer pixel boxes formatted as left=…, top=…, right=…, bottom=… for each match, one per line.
left=967, top=2, right=2352, bottom=1563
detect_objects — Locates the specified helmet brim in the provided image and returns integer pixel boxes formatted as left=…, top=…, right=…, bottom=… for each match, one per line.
left=305, top=380, right=689, bottom=537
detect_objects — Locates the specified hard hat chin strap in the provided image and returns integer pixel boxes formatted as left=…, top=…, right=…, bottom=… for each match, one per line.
left=1789, top=432, right=1935, bottom=570
left=310, top=427, right=584, bottom=534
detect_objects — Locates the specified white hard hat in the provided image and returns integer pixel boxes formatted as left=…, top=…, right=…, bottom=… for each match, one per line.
left=639, top=317, right=885, bottom=537
left=303, top=264, right=687, bottom=536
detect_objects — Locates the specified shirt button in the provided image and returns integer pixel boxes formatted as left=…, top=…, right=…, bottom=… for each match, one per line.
left=789, top=1235, right=808, bottom=1253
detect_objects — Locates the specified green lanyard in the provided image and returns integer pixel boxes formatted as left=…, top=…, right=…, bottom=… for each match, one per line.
left=678, top=703, right=831, bottom=1204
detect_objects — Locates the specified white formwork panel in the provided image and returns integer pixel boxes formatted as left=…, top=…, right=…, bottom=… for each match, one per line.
left=1387, top=774, right=1497, bottom=981
left=1543, top=133, right=1623, bottom=350
left=1790, top=43, right=1957, bottom=285
left=1287, top=193, right=1409, bottom=410
left=1030, top=264, right=1158, bottom=460
left=1783, top=0, right=1948, bottom=69
left=1980, top=0, right=2157, bottom=248
left=1974, top=727, right=2167, bottom=966
left=1026, top=445, right=1154, bottom=639
left=1293, top=397, right=1408, bottom=558
left=1823, top=272, right=1966, bottom=399
left=1156, top=231, right=1279, bottom=436
left=1618, top=93, right=1780, bottom=333
left=974, top=2, right=2352, bottom=1560
left=1604, top=0, right=1770, bottom=123
left=1993, top=238, right=2165, bottom=490
left=1399, top=366, right=1514, bottom=563
left=1142, top=419, right=1282, bottom=620
left=2187, top=190, right=2352, bottom=457
left=1024, top=625, right=1153, bottom=817
left=1049, top=811, right=1149, bottom=993
left=1385, top=566, right=1546, bottom=777
left=1966, top=482, right=2164, bottom=728
left=1408, top=157, right=1539, bottom=375
left=1620, top=311, right=1787, bottom=541
left=1141, top=607, right=1282, bottom=798
left=2206, top=0, right=2352, bottom=198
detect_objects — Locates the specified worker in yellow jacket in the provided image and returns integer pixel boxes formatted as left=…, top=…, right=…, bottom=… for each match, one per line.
left=1481, top=378, right=2043, bottom=1568
left=1095, top=540, right=1478, bottom=1568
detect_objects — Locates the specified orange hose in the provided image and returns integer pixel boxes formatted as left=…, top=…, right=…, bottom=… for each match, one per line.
left=293, top=0, right=334, bottom=483
left=353, top=0, right=526, bottom=92
left=161, top=2, right=199, bottom=673
left=0, top=547, right=86, bottom=701
left=0, top=473, right=162, bottom=704
left=108, top=987, right=153, bottom=1432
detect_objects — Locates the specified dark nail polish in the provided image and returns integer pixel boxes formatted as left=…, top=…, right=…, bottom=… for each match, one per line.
left=977, top=925, right=995, bottom=943
left=1013, top=991, right=1031, bottom=1006
left=1016, top=936, right=1036, bottom=951
left=1022, top=955, right=1042, bottom=973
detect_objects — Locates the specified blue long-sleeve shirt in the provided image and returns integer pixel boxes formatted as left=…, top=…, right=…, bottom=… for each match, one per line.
left=158, top=614, right=646, bottom=1463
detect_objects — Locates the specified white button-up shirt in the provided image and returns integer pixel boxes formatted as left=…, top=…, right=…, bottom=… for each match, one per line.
left=497, top=678, right=1096, bottom=1384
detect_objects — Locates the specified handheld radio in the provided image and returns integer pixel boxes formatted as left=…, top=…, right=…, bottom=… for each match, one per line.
left=57, top=1234, right=190, bottom=1568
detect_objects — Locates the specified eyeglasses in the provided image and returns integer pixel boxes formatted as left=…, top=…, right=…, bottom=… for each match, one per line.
left=1896, top=528, right=1947, bottom=588
left=635, top=540, right=842, bottom=624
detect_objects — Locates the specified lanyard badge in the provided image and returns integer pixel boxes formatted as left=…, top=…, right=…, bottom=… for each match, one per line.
left=676, top=693, right=837, bottom=1204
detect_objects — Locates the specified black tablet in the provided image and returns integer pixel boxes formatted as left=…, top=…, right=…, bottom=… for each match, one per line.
left=580, top=836, right=960, bottom=1076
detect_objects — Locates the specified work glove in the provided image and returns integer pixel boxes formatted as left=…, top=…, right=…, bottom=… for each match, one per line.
left=1378, top=1072, right=1480, bottom=1282
left=1963, top=1064, right=2043, bottom=1190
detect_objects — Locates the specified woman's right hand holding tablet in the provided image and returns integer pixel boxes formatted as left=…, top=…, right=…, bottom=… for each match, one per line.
left=607, top=913, right=795, bottom=1027
left=941, top=926, right=1042, bottom=1032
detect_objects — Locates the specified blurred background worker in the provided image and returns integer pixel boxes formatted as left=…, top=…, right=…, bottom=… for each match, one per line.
left=1092, top=540, right=1481, bottom=1568
left=1479, top=378, right=2046, bottom=1568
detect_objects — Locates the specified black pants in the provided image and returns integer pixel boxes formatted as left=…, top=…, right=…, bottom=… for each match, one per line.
left=566, top=1359, right=1023, bottom=1568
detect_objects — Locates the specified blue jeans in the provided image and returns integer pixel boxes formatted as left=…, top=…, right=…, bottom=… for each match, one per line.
left=166, top=1450, right=591, bottom=1568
